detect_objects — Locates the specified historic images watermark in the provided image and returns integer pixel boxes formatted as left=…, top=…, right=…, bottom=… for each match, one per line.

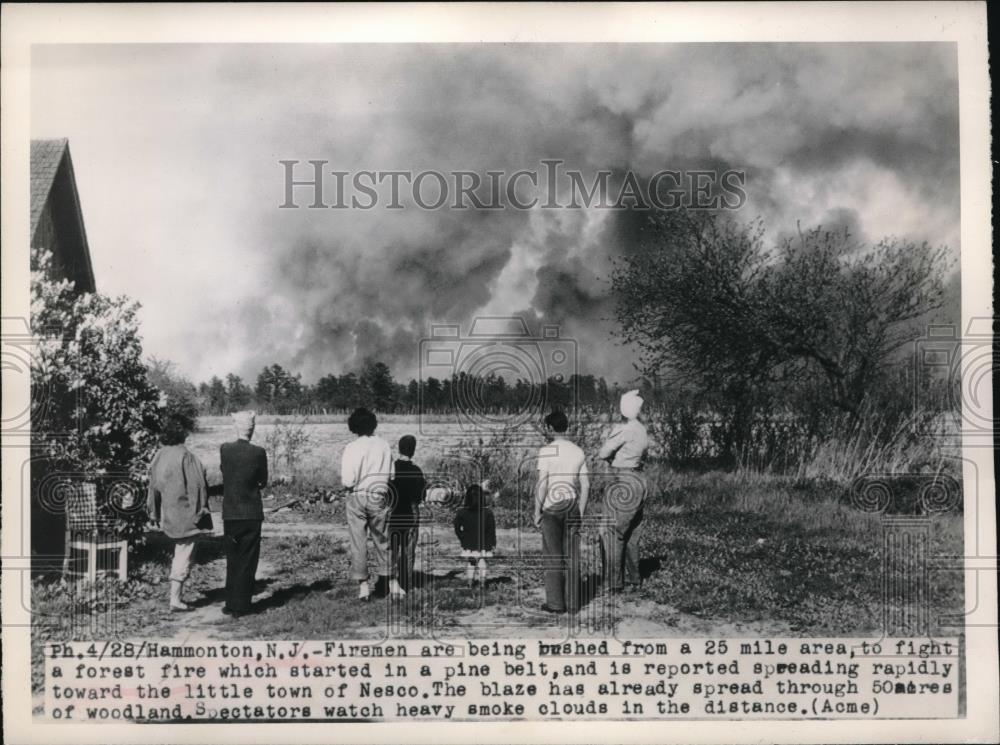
left=278, top=160, right=747, bottom=211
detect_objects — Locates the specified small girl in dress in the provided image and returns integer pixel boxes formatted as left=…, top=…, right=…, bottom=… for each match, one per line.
left=453, top=483, right=497, bottom=585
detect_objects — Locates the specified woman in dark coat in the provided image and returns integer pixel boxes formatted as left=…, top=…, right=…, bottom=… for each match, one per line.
left=147, top=414, right=213, bottom=611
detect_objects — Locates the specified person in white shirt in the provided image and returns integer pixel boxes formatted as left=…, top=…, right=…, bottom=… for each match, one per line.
left=598, top=390, right=650, bottom=468
left=340, top=407, right=404, bottom=599
left=535, top=410, right=589, bottom=614
left=597, top=389, right=650, bottom=593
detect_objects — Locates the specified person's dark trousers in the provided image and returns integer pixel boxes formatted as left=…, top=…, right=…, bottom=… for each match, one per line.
left=224, top=519, right=262, bottom=612
left=388, top=511, right=419, bottom=589
left=540, top=507, right=581, bottom=612
left=600, top=468, right=647, bottom=592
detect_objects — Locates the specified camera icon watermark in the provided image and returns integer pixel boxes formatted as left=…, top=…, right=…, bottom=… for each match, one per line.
left=849, top=473, right=962, bottom=515
left=417, top=316, right=577, bottom=435
left=913, top=318, right=995, bottom=448
left=34, top=470, right=145, bottom=521
left=2, top=316, right=76, bottom=445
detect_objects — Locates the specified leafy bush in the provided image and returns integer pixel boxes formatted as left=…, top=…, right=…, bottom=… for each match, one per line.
left=147, top=357, right=200, bottom=430
left=31, top=247, right=163, bottom=547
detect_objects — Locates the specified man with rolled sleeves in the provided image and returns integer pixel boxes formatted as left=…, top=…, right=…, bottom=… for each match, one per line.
left=220, top=410, right=268, bottom=616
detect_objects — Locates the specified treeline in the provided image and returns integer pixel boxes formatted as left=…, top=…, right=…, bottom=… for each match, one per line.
left=149, top=357, right=643, bottom=417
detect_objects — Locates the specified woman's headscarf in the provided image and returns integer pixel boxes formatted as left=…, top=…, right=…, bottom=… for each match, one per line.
left=620, top=390, right=643, bottom=420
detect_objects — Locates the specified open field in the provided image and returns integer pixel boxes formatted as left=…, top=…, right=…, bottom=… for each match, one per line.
left=190, top=411, right=962, bottom=487
left=188, top=416, right=558, bottom=496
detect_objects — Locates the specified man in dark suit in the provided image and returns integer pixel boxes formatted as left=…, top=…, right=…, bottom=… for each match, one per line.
left=220, top=410, right=268, bottom=616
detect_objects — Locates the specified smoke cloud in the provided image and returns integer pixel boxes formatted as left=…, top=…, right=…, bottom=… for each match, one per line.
left=31, top=43, right=960, bottom=383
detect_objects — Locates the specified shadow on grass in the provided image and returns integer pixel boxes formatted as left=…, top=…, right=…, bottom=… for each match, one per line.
left=253, top=578, right=334, bottom=612
left=135, top=533, right=227, bottom=570
left=639, top=556, right=663, bottom=579
left=406, top=571, right=432, bottom=591
left=188, top=577, right=276, bottom=608
left=482, top=576, right=514, bottom=588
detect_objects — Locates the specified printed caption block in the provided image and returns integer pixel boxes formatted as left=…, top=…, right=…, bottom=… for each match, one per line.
left=45, top=637, right=959, bottom=721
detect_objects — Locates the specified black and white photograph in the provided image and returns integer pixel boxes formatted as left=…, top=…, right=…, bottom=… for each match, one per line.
left=2, top=3, right=996, bottom=743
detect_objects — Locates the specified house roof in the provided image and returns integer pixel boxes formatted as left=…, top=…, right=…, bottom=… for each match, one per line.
left=30, top=138, right=69, bottom=237
left=30, top=138, right=96, bottom=292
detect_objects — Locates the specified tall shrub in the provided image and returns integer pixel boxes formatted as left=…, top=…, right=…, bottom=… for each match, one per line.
left=30, top=248, right=162, bottom=547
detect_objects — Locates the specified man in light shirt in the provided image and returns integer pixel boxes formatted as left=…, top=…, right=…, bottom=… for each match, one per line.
left=340, top=407, right=404, bottom=599
left=597, top=389, right=650, bottom=594
left=535, top=409, right=589, bottom=614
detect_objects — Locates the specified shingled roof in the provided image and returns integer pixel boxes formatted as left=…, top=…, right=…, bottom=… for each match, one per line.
left=30, top=139, right=96, bottom=292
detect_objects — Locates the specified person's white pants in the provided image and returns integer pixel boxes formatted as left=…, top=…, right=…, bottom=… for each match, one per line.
left=170, top=537, right=197, bottom=582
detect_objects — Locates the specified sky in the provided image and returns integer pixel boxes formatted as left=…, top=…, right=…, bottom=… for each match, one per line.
left=31, top=43, right=960, bottom=385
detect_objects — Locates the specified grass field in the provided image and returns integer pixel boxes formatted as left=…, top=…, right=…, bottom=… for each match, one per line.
left=188, top=415, right=523, bottom=485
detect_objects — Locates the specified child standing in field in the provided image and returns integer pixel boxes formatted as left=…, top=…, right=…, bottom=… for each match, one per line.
left=453, top=483, right=497, bottom=585
left=387, top=435, right=425, bottom=590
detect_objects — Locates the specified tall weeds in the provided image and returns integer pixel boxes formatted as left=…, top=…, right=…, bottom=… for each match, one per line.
left=262, top=418, right=315, bottom=482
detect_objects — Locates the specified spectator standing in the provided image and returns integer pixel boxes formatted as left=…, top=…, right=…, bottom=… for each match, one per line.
left=387, top=434, right=425, bottom=590
left=147, top=413, right=213, bottom=612
left=597, top=390, right=650, bottom=593
left=534, top=410, right=589, bottom=613
left=220, top=410, right=268, bottom=616
left=341, top=408, right=404, bottom=599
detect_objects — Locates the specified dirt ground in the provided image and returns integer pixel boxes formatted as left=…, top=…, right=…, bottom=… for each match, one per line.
left=135, top=520, right=793, bottom=643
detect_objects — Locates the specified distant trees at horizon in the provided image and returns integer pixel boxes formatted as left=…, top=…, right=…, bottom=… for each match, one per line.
left=173, top=357, right=636, bottom=417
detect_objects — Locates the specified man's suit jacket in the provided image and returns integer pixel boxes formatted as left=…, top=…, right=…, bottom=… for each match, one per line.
left=220, top=439, right=268, bottom=521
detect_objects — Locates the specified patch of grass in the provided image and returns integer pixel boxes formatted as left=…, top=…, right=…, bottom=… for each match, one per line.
left=636, top=478, right=964, bottom=634
left=29, top=534, right=222, bottom=691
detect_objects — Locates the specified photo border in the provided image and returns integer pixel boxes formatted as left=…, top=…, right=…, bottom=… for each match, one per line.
left=2, top=3, right=994, bottom=744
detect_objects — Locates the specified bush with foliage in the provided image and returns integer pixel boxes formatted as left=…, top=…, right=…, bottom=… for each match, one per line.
left=147, top=356, right=200, bottom=431
left=30, top=247, right=163, bottom=545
